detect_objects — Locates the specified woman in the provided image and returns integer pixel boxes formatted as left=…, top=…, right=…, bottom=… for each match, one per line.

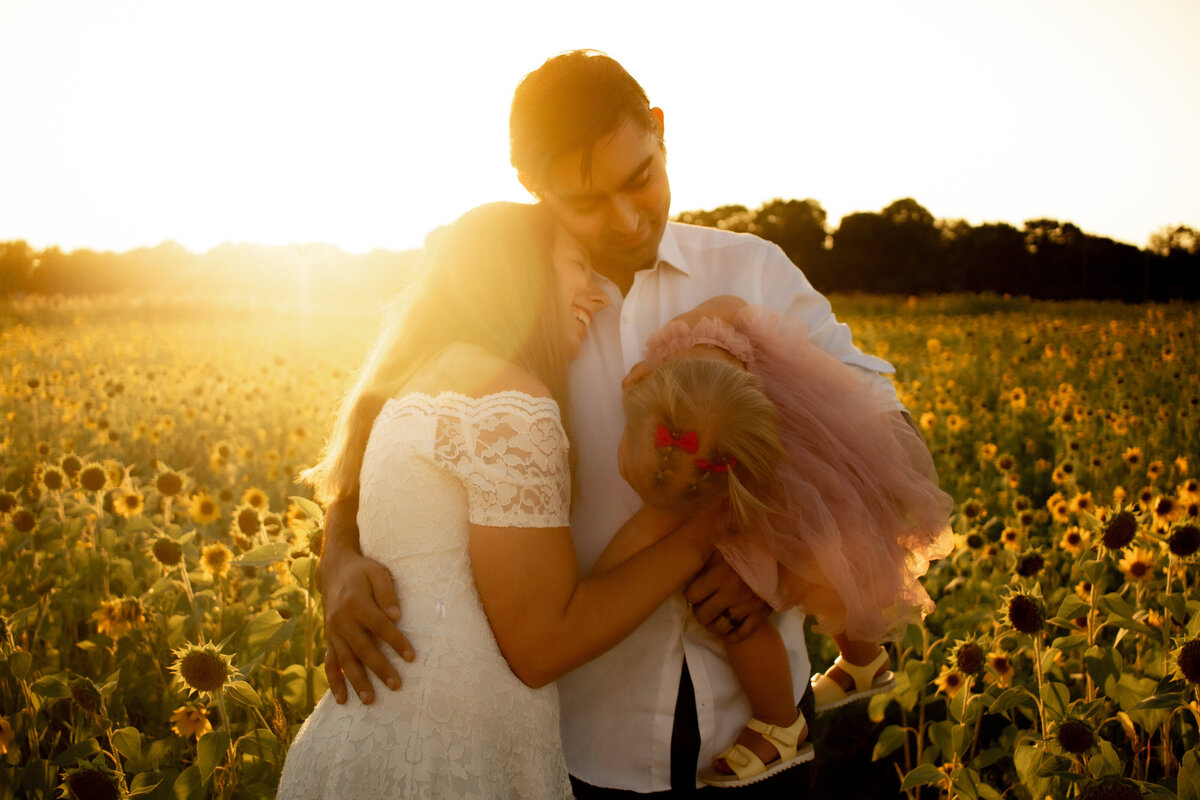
left=277, top=202, right=721, bottom=799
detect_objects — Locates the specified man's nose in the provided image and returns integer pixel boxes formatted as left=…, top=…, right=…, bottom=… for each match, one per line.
left=609, top=196, right=639, bottom=235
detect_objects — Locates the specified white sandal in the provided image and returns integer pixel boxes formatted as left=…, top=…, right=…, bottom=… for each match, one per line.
left=810, top=650, right=895, bottom=713
left=698, top=710, right=814, bottom=788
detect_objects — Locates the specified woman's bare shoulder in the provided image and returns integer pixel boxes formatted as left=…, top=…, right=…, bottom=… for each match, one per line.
left=419, top=343, right=551, bottom=400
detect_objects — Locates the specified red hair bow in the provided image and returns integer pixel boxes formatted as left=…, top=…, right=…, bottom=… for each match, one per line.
left=695, top=456, right=737, bottom=473
left=654, top=425, right=699, bottom=454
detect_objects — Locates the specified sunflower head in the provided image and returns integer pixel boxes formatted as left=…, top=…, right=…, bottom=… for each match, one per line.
left=948, top=638, right=986, bottom=676
left=200, top=542, right=233, bottom=580
left=1167, top=524, right=1200, bottom=558
left=59, top=454, right=83, bottom=480
left=1116, top=547, right=1157, bottom=582
left=171, top=642, right=237, bottom=699
left=933, top=665, right=968, bottom=699
left=1054, top=718, right=1095, bottom=754
left=234, top=505, right=261, bottom=536
left=150, top=536, right=183, bottom=568
left=169, top=703, right=213, bottom=739
left=58, top=761, right=123, bottom=800
left=93, top=597, right=146, bottom=638
left=240, top=487, right=269, bottom=511
left=155, top=469, right=186, bottom=498
left=69, top=677, right=105, bottom=717
left=1015, top=551, right=1044, bottom=578
left=1170, top=637, right=1200, bottom=686
left=1152, top=495, right=1183, bottom=529
left=987, top=649, right=1015, bottom=686
left=40, top=464, right=67, bottom=493
left=113, top=490, right=144, bottom=519
left=188, top=492, right=221, bottom=525
left=1003, top=590, right=1045, bottom=635
left=1100, top=509, right=1138, bottom=551
left=78, top=463, right=109, bottom=494
left=11, top=507, right=36, bottom=534
left=1059, top=526, right=1089, bottom=554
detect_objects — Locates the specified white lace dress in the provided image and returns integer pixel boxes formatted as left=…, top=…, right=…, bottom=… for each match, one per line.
left=278, top=391, right=574, bottom=799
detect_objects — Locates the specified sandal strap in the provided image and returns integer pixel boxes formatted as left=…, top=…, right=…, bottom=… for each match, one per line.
left=833, top=650, right=890, bottom=693
left=746, top=710, right=807, bottom=757
left=717, top=743, right=768, bottom=781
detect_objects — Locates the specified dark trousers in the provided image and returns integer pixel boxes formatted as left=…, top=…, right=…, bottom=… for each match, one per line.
left=570, top=662, right=813, bottom=799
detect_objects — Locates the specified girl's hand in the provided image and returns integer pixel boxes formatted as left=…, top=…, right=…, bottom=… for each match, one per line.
left=667, top=498, right=730, bottom=562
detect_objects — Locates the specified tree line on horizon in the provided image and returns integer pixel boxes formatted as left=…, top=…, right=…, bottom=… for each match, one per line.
left=1, top=197, right=1197, bottom=301
left=677, top=197, right=1199, bottom=302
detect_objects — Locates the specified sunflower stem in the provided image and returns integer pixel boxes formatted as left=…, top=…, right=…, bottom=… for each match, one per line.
left=1032, top=635, right=1049, bottom=739
left=216, top=690, right=239, bottom=789
left=178, top=562, right=206, bottom=644
left=1086, top=578, right=1099, bottom=703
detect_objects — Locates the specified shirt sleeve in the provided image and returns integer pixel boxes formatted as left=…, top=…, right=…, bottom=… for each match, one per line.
left=434, top=396, right=572, bottom=529
left=753, top=240, right=905, bottom=409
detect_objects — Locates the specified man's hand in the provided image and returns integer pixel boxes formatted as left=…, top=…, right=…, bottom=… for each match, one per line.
left=683, top=552, right=771, bottom=644
left=317, top=500, right=415, bottom=705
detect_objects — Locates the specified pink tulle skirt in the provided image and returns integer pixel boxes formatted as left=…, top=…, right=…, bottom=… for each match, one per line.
left=643, top=306, right=953, bottom=643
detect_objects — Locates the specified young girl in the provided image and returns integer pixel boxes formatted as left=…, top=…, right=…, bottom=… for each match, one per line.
left=611, top=296, right=954, bottom=788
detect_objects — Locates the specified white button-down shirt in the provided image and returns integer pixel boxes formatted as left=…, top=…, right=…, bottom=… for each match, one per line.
left=559, top=222, right=900, bottom=791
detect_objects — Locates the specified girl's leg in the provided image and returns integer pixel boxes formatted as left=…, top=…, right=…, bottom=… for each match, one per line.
left=714, top=622, right=804, bottom=771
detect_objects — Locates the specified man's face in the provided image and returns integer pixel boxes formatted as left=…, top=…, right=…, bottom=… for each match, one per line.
left=539, top=111, right=671, bottom=282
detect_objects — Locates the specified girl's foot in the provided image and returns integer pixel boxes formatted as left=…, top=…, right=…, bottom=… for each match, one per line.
left=711, top=711, right=808, bottom=776
left=810, top=649, right=895, bottom=713
left=823, top=646, right=889, bottom=693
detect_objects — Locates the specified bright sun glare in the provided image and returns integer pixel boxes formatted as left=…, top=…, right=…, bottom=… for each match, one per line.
left=1, top=0, right=1197, bottom=255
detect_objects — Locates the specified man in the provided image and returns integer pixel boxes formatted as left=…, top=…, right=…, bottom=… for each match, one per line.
left=316, top=50, right=903, bottom=796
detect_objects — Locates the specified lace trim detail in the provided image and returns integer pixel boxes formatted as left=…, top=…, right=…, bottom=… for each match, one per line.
left=643, top=317, right=757, bottom=370
left=382, top=391, right=570, bottom=529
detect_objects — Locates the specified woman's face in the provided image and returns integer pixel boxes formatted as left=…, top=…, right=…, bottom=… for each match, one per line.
left=552, top=224, right=610, bottom=357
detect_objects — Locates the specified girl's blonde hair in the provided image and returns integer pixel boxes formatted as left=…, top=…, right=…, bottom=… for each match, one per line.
left=622, top=356, right=784, bottom=525
left=302, top=201, right=572, bottom=505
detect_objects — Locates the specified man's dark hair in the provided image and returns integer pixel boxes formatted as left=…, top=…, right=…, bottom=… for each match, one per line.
left=510, top=50, right=661, bottom=190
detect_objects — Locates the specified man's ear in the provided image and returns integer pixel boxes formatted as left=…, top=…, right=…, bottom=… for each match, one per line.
left=651, top=107, right=665, bottom=138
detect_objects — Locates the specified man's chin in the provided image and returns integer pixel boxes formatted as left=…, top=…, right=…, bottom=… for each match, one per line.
left=604, top=237, right=661, bottom=274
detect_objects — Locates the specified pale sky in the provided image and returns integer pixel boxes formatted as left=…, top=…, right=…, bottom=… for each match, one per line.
left=2, top=0, right=1198, bottom=255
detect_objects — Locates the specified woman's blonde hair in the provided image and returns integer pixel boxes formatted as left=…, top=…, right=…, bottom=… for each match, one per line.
left=302, top=201, right=572, bottom=505
left=622, top=357, right=784, bottom=525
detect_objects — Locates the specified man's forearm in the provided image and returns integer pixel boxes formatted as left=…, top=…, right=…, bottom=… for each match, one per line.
left=316, top=493, right=363, bottom=595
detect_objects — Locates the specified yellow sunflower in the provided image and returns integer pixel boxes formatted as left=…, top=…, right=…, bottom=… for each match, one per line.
left=1151, top=495, right=1183, bottom=529
left=170, top=703, right=213, bottom=739
left=1123, top=447, right=1143, bottom=469
left=1117, top=547, right=1157, bottom=582
left=1057, top=526, right=1089, bottom=555
left=188, top=492, right=221, bottom=525
left=93, top=596, right=147, bottom=637
left=200, top=542, right=233, bottom=580
left=240, top=487, right=269, bottom=511
left=934, top=666, right=969, bottom=699
left=113, top=490, right=145, bottom=519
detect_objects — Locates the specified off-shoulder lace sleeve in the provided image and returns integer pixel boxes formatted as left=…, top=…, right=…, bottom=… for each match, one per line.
left=433, top=392, right=571, bottom=529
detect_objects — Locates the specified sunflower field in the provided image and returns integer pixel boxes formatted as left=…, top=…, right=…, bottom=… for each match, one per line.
left=1, top=293, right=1197, bottom=799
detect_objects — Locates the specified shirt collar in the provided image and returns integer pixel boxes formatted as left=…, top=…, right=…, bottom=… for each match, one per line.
left=653, top=223, right=691, bottom=276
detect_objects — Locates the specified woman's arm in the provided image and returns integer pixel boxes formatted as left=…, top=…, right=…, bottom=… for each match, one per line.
left=470, top=505, right=722, bottom=689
